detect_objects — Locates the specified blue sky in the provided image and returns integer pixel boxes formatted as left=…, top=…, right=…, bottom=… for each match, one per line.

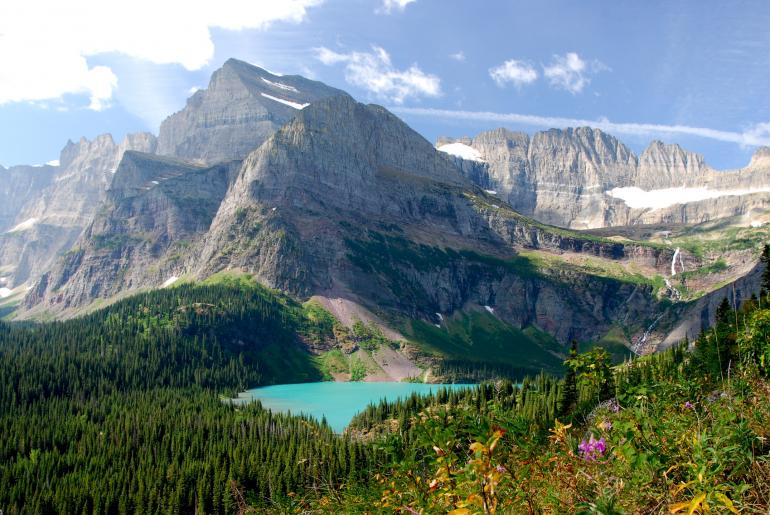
left=1, top=0, right=769, bottom=169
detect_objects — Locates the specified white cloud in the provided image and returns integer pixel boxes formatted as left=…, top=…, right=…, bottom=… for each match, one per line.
left=489, top=59, right=538, bottom=88
left=390, top=107, right=770, bottom=148
left=743, top=122, right=770, bottom=145
left=378, top=0, right=416, bottom=14
left=0, top=0, right=323, bottom=110
left=449, top=51, right=466, bottom=62
left=315, top=46, right=440, bottom=103
left=543, top=52, right=605, bottom=94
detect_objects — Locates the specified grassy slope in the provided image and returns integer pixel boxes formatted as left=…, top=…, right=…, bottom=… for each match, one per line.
left=404, top=310, right=565, bottom=376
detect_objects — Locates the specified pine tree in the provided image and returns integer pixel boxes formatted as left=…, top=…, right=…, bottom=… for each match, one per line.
left=716, top=297, right=732, bottom=325
left=761, top=243, right=770, bottom=298
left=557, top=340, right=578, bottom=418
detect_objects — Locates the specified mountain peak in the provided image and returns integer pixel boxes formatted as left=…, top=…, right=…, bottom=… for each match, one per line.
left=157, top=57, right=346, bottom=165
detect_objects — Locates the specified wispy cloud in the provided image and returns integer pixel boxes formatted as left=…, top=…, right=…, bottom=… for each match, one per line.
left=315, top=46, right=440, bottom=103
left=0, top=0, right=323, bottom=110
left=449, top=51, right=466, bottom=62
left=377, top=0, right=416, bottom=14
left=543, top=52, right=606, bottom=94
left=489, top=59, right=538, bottom=88
left=390, top=106, right=770, bottom=147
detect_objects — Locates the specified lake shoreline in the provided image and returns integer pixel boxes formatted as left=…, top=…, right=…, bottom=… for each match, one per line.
left=233, top=381, right=475, bottom=433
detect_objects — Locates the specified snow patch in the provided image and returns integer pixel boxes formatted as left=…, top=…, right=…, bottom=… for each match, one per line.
left=435, top=312, right=443, bottom=321
left=46, top=159, right=60, bottom=167
left=484, top=305, right=494, bottom=314
left=607, top=186, right=770, bottom=210
left=261, top=77, right=299, bottom=93
left=434, top=324, right=441, bottom=328
left=162, top=276, right=179, bottom=288
left=437, top=142, right=485, bottom=162
left=260, top=93, right=309, bottom=110
left=750, top=220, right=765, bottom=228
left=485, top=190, right=498, bottom=195
left=0, top=287, right=12, bottom=299
left=6, top=218, right=38, bottom=233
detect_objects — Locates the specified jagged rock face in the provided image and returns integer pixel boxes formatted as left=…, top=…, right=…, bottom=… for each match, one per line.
left=0, top=133, right=156, bottom=286
left=195, top=95, right=473, bottom=294
left=27, top=152, right=238, bottom=309
left=635, top=141, right=709, bottom=189
left=440, top=129, right=770, bottom=229
left=156, top=58, right=346, bottom=165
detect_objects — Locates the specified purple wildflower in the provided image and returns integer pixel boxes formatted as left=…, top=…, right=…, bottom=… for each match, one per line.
left=494, top=465, right=507, bottom=473
left=684, top=401, right=694, bottom=409
left=578, top=435, right=607, bottom=462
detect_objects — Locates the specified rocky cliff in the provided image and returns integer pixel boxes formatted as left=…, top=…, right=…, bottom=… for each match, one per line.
left=0, top=132, right=156, bottom=286
left=26, top=152, right=239, bottom=309
left=438, top=129, right=770, bottom=229
left=156, top=58, right=346, bottom=164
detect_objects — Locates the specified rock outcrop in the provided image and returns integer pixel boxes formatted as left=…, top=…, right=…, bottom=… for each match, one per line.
left=439, top=129, right=770, bottom=229
left=156, top=58, right=346, bottom=165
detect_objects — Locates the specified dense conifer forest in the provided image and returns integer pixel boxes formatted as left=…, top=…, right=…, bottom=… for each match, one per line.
left=0, top=280, right=373, bottom=513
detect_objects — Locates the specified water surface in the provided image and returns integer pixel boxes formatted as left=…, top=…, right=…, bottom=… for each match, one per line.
left=235, top=381, right=472, bottom=432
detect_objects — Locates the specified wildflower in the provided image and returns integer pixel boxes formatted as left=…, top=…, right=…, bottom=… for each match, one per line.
left=494, top=465, right=507, bottom=473
left=578, top=435, right=607, bottom=462
left=684, top=401, right=694, bottom=409
left=598, top=419, right=613, bottom=432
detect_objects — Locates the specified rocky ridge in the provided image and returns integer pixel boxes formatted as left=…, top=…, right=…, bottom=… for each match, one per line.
left=438, top=129, right=770, bottom=229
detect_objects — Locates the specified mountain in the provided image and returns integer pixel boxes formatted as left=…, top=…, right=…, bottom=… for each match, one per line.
left=438, top=128, right=770, bottom=229
left=156, top=58, right=347, bottom=164
left=0, top=133, right=156, bottom=291
left=7, top=60, right=766, bottom=372
left=25, top=94, right=708, bottom=370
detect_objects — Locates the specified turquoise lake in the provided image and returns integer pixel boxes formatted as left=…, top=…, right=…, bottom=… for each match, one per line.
left=235, top=382, right=474, bottom=432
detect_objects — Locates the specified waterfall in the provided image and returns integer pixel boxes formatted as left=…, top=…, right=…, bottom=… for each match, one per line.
left=632, top=313, right=665, bottom=355
left=671, top=247, right=681, bottom=276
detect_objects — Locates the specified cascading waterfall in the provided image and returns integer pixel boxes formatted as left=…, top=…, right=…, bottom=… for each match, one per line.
left=632, top=313, right=665, bottom=355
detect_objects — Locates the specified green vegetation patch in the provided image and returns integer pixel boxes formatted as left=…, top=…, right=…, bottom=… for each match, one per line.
left=405, top=309, right=565, bottom=377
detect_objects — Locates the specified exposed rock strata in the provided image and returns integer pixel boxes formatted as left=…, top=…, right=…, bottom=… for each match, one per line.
left=439, top=129, right=770, bottom=229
